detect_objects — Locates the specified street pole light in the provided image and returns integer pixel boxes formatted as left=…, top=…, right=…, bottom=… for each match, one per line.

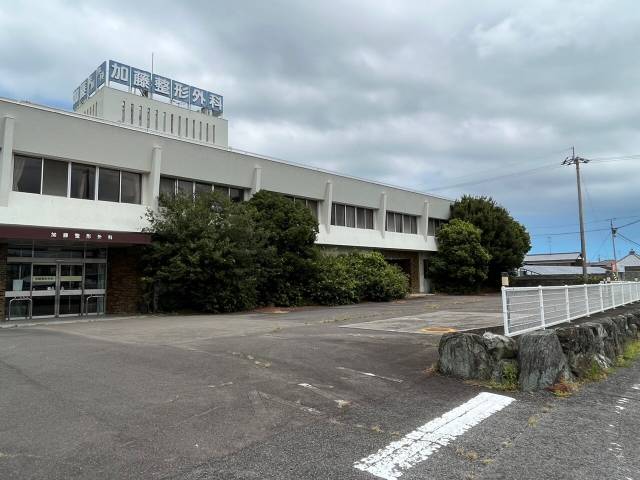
left=562, top=147, right=590, bottom=284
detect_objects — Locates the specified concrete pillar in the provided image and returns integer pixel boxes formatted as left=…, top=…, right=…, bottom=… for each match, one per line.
left=145, top=146, right=162, bottom=209
left=379, top=192, right=387, bottom=238
left=423, top=200, right=430, bottom=239
left=323, top=180, right=333, bottom=233
left=0, top=116, right=15, bottom=207
left=250, top=166, right=262, bottom=197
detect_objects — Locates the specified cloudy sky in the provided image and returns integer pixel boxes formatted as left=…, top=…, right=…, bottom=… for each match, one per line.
left=1, top=0, right=639, bottom=260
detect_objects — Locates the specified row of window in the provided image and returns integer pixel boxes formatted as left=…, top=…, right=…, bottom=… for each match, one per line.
left=386, top=212, right=418, bottom=234
left=331, top=203, right=376, bottom=230
left=13, top=155, right=142, bottom=204
left=121, top=101, right=216, bottom=143
left=159, top=176, right=245, bottom=202
left=83, top=101, right=98, bottom=117
left=283, top=195, right=319, bottom=220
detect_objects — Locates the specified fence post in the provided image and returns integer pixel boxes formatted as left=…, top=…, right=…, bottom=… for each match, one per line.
left=622, top=283, right=626, bottom=305
left=565, top=285, right=570, bottom=321
left=538, top=285, right=546, bottom=329
left=584, top=284, right=590, bottom=317
left=599, top=283, right=604, bottom=312
left=501, top=287, right=509, bottom=336
left=612, top=283, right=616, bottom=308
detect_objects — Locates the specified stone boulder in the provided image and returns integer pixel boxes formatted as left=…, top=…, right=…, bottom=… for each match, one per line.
left=438, top=333, right=493, bottom=380
left=625, top=313, right=640, bottom=338
left=613, top=315, right=631, bottom=339
left=518, top=330, right=572, bottom=391
left=599, top=318, right=624, bottom=361
left=482, top=332, right=518, bottom=360
left=556, top=324, right=611, bottom=376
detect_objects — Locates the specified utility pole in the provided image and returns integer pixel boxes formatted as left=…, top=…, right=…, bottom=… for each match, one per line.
left=611, top=220, right=619, bottom=280
left=562, top=147, right=590, bottom=283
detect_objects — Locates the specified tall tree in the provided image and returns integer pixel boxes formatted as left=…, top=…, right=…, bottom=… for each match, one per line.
left=430, top=219, right=491, bottom=293
left=142, top=191, right=259, bottom=313
left=450, top=195, right=530, bottom=286
left=247, top=191, right=319, bottom=306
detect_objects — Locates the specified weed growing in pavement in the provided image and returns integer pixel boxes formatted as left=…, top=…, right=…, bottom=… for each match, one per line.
left=616, top=340, right=640, bottom=368
left=548, top=380, right=579, bottom=398
left=582, top=360, right=610, bottom=382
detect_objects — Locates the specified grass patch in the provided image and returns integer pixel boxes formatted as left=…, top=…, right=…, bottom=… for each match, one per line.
left=547, top=379, right=579, bottom=398
left=616, top=340, right=640, bottom=368
left=582, top=360, right=610, bottom=382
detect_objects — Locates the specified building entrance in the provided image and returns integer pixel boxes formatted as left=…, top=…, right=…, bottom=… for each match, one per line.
left=5, top=242, right=107, bottom=320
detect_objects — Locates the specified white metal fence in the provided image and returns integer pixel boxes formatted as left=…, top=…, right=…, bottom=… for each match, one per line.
left=502, top=282, right=640, bottom=337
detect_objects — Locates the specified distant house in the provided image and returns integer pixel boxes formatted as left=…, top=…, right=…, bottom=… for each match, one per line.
left=523, top=252, right=583, bottom=267
left=617, top=250, right=640, bottom=280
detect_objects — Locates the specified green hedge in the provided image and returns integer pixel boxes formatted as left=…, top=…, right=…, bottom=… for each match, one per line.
left=309, top=252, right=409, bottom=305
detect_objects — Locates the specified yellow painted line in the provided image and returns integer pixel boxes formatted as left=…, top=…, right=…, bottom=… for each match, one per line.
left=419, top=326, right=458, bottom=334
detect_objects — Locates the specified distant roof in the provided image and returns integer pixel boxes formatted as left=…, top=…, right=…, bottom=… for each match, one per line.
left=524, top=252, right=582, bottom=263
left=520, top=265, right=607, bottom=276
left=618, top=251, right=640, bottom=269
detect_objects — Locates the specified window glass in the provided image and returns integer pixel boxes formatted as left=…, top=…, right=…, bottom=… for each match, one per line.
left=6, top=263, right=31, bottom=292
left=8, top=243, right=33, bottom=257
left=160, top=176, right=175, bottom=197
left=410, top=216, right=418, bottom=234
left=195, top=182, right=212, bottom=195
left=42, top=159, right=68, bottom=197
left=356, top=207, right=365, bottom=229
left=121, top=171, right=141, bottom=204
left=307, top=200, right=318, bottom=220
left=335, top=204, right=346, bottom=226
left=70, top=164, right=95, bottom=199
left=365, top=209, right=374, bottom=229
left=403, top=215, right=411, bottom=234
left=331, top=204, right=336, bottom=225
left=229, top=187, right=244, bottom=202
left=215, top=185, right=230, bottom=198
left=346, top=206, right=356, bottom=228
left=394, top=213, right=403, bottom=233
left=85, top=263, right=106, bottom=289
left=177, top=179, right=193, bottom=196
left=85, top=247, right=107, bottom=259
left=386, top=211, right=395, bottom=232
left=98, top=168, right=120, bottom=202
left=13, top=155, right=41, bottom=194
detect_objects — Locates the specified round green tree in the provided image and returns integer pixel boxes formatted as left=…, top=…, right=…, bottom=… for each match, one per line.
left=450, top=195, right=530, bottom=286
left=430, top=219, right=491, bottom=294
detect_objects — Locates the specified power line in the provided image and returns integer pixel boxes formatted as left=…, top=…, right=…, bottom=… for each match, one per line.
left=617, top=232, right=640, bottom=249
left=427, top=162, right=562, bottom=191
left=530, top=227, right=610, bottom=237
left=528, top=214, right=640, bottom=230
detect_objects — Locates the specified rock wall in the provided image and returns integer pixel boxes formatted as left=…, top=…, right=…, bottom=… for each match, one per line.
left=438, top=309, right=640, bottom=391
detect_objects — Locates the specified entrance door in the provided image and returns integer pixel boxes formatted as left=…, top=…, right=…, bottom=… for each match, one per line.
left=58, top=264, right=83, bottom=316
left=31, top=264, right=57, bottom=317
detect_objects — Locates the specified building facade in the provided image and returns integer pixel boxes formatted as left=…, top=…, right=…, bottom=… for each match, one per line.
left=0, top=72, right=451, bottom=320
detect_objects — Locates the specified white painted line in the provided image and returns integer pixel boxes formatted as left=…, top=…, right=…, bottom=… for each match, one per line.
left=337, top=366, right=403, bottom=383
left=298, top=383, right=351, bottom=407
left=354, top=392, right=515, bottom=480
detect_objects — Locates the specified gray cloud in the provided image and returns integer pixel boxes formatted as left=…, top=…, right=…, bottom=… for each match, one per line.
left=0, top=0, right=639, bottom=257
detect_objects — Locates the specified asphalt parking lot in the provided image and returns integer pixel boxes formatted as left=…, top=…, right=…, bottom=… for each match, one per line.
left=1, top=294, right=639, bottom=479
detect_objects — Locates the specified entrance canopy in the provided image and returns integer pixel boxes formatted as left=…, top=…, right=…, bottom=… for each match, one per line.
left=0, top=225, right=150, bottom=245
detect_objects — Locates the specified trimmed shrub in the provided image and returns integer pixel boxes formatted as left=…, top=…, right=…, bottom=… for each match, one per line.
left=345, top=251, right=409, bottom=301
left=308, top=255, right=359, bottom=306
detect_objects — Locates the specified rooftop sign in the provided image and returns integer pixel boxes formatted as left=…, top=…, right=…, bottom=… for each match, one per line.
left=73, top=60, right=223, bottom=116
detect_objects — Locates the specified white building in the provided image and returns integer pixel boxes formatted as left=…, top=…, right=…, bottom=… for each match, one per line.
left=0, top=60, right=451, bottom=320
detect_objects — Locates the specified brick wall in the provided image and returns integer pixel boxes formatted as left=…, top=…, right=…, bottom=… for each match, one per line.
left=107, top=246, right=144, bottom=315
left=0, top=244, right=6, bottom=319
